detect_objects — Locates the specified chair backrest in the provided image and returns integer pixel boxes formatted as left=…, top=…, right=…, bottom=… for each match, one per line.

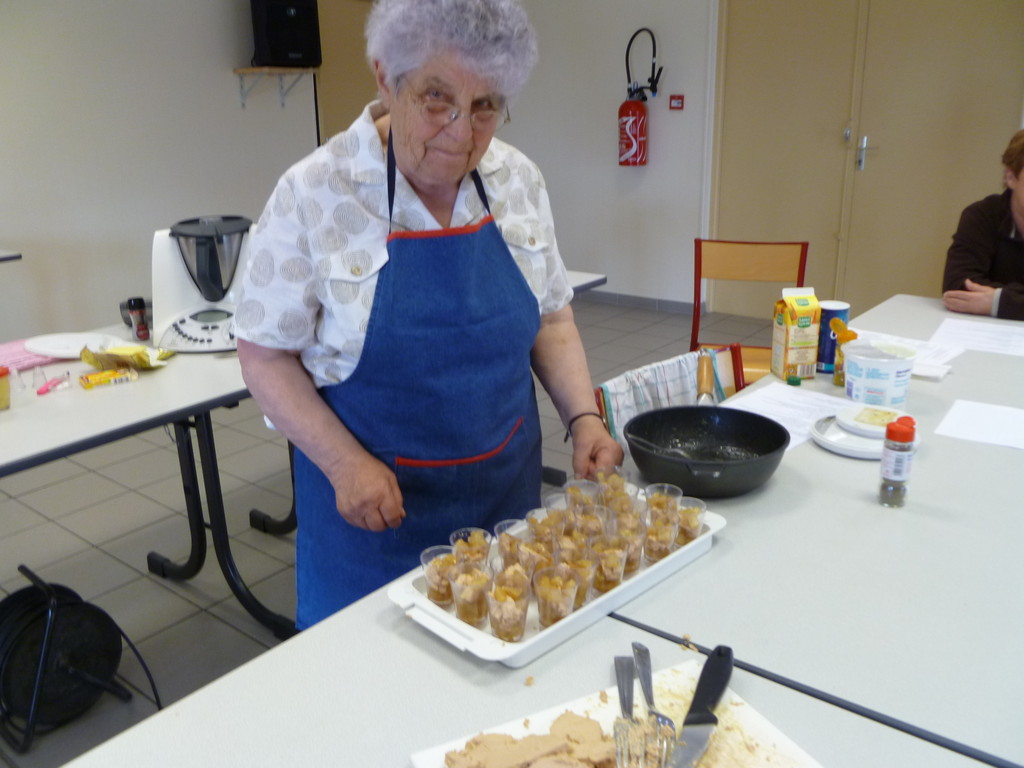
left=691, top=238, right=808, bottom=351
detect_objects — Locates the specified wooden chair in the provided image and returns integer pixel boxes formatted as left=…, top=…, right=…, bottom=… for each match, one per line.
left=691, top=238, right=809, bottom=385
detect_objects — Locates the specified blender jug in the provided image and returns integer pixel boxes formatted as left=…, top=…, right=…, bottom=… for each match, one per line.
left=170, top=216, right=251, bottom=302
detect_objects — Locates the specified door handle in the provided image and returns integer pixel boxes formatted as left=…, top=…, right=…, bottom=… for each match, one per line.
left=856, top=135, right=878, bottom=170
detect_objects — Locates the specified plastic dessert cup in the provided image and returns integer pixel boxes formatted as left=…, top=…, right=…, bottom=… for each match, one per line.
left=590, top=533, right=629, bottom=593
left=675, top=497, right=707, bottom=546
left=613, top=508, right=646, bottom=575
left=525, top=506, right=567, bottom=545
left=645, top=483, right=684, bottom=518
left=595, top=465, right=638, bottom=515
left=516, top=536, right=554, bottom=577
left=574, top=503, right=609, bottom=540
left=448, top=560, right=491, bottom=628
left=555, top=547, right=597, bottom=610
left=486, top=564, right=532, bottom=642
left=420, top=545, right=457, bottom=607
left=562, top=479, right=600, bottom=533
left=644, top=509, right=679, bottom=564
left=449, top=527, right=493, bottom=563
left=494, top=519, right=524, bottom=569
left=532, top=564, right=580, bottom=628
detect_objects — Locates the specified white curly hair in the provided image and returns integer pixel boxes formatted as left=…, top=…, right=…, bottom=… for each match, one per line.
left=365, top=0, right=538, bottom=100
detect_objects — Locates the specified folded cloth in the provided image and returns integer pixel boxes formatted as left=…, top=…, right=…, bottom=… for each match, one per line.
left=598, top=352, right=704, bottom=453
left=912, top=362, right=952, bottom=381
left=0, top=339, right=58, bottom=372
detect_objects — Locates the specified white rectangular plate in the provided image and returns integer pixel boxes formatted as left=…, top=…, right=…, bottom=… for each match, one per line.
left=387, top=511, right=726, bottom=668
left=410, top=658, right=822, bottom=768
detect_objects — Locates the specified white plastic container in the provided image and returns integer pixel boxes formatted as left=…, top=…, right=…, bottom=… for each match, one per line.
left=844, top=340, right=916, bottom=407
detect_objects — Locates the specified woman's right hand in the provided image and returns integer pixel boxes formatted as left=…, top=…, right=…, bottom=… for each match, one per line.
left=237, top=340, right=406, bottom=533
left=326, top=449, right=406, bottom=532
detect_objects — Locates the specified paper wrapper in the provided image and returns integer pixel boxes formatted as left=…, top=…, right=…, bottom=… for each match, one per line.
left=81, top=345, right=174, bottom=371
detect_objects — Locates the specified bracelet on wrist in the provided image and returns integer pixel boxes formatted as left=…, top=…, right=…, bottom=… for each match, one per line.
left=563, top=411, right=602, bottom=442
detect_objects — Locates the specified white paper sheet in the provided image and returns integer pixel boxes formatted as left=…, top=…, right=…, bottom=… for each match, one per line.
left=928, top=318, right=1024, bottom=357
left=725, top=382, right=850, bottom=450
left=935, top=400, right=1024, bottom=450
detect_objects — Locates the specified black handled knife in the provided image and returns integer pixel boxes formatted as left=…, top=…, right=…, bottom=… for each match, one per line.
left=666, top=645, right=734, bottom=768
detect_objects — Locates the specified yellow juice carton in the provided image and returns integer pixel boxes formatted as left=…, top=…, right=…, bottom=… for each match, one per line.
left=771, top=287, right=820, bottom=380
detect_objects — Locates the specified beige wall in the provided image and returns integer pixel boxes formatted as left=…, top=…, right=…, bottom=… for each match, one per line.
left=0, top=0, right=318, bottom=340
left=1, top=0, right=715, bottom=347
left=502, top=1, right=717, bottom=307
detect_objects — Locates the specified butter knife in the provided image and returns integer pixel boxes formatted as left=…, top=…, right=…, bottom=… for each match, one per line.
left=667, top=646, right=734, bottom=768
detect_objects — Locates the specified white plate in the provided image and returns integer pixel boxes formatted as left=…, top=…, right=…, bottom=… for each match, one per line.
left=835, top=404, right=908, bottom=439
left=387, top=512, right=726, bottom=668
left=811, top=416, right=882, bottom=460
left=23, top=332, right=126, bottom=359
left=410, top=658, right=822, bottom=768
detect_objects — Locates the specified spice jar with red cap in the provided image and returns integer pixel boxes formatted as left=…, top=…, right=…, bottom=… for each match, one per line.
left=879, top=416, right=916, bottom=507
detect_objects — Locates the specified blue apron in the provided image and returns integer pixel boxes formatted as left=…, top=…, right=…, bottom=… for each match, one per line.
left=292, top=140, right=543, bottom=628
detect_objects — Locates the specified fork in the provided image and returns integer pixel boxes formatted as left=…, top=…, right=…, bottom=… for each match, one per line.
left=632, top=642, right=675, bottom=767
left=613, top=656, right=646, bottom=768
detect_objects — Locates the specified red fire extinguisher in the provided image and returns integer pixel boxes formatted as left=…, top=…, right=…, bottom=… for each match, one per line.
left=619, top=28, right=663, bottom=167
left=618, top=98, right=648, bottom=166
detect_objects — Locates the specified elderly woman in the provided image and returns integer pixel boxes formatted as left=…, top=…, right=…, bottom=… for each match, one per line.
left=942, top=129, right=1024, bottom=320
left=235, top=0, right=621, bottom=627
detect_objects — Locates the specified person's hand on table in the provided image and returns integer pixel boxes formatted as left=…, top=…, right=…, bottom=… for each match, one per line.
left=325, top=446, right=406, bottom=532
left=943, top=278, right=997, bottom=315
left=570, top=414, right=624, bottom=480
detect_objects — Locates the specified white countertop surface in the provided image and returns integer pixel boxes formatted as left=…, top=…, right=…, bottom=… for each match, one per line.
left=60, top=295, right=1024, bottom=768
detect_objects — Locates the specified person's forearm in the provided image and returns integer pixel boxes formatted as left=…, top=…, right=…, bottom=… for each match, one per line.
left=236, top=340, right=365, bottom=484
left=530, top=305, right=598, bottom=427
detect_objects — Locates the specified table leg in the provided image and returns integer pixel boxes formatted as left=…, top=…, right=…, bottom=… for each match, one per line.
left=542, top=465, right=568, bottom=486
left=147, top=421, right=208, bottom=579
left=193, top=412, right=297, bottom=639
left=249, top=442, right=297, bottom=535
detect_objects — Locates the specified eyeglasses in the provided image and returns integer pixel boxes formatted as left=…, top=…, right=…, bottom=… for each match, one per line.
left=409, top=90, right=510, bottom=132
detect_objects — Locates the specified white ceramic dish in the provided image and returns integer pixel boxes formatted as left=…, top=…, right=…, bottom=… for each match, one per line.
left=811, top=416, right=882, bottom=460
left=387, top=511, right=726, bottom=668
left=410, top=658, right=822, bottom=768
left=23, top=332, right=125, bottom=359
left=835, top=404, right=908, bottom=439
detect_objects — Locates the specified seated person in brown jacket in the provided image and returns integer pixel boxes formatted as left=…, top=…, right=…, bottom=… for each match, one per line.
left=943, top=129, right=1024, bottom=320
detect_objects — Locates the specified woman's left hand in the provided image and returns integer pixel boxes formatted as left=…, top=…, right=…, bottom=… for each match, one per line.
left=569, top=414, right=624, bottom=480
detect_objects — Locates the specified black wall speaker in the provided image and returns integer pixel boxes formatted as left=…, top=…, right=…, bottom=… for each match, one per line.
left=250, top=0, right=323, bottom=68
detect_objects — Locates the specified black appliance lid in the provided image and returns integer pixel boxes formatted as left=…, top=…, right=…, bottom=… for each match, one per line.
left=170, top=215, right=252, bottom=239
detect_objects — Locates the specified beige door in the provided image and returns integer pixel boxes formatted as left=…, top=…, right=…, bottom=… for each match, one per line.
left=315, top=0, right=378, bottom=141
left=841, top=0, right=1024, bottom=311
left=713, top=0, right=1024, bottom=317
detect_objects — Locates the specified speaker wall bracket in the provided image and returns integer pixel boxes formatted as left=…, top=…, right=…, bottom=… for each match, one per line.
left=233, top=67, right=317, bottom=108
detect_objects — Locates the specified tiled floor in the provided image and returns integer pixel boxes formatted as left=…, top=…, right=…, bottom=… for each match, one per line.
left=0, top=296, right=771, bottom=767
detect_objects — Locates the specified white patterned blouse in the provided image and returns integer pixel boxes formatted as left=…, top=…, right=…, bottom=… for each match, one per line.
left=235, top=101, right=573, bottom=388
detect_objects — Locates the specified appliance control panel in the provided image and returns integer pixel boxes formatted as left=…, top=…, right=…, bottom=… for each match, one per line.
left=157, top=308, right=237, bottom=353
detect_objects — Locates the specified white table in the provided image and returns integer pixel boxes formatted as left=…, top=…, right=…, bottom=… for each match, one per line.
left=2, top=271, right=610, bottom=640
left=62, top=295, right=1024, bottom=768
left=0, top=325, right=297, bottom=640
left=613, top=294, right=1024, bottom=767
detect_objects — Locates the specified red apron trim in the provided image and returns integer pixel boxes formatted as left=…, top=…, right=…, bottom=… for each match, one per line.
left=395, top=416, right=523, bottom=468
left=387, top=215, right=495, bottom=243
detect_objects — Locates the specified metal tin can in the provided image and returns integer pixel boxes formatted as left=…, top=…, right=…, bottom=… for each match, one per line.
left=817, top=300, right=850, bottom=374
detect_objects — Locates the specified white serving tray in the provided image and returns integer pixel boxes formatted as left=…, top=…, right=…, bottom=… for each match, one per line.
left=410, top=657, right=822, bottom=768
left=387, top=511, right=726, bottom=668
